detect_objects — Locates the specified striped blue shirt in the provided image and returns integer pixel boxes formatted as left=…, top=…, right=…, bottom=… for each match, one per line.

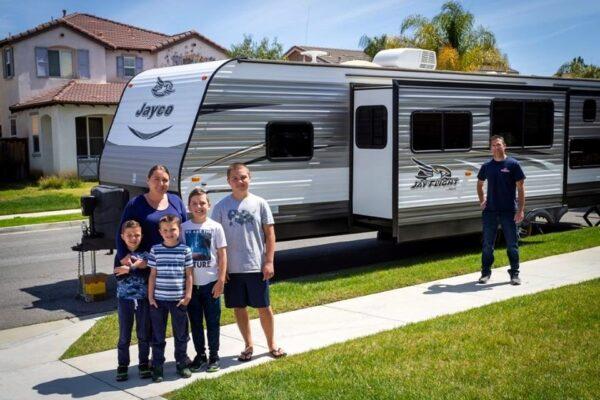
left=148, top=243, right=193, bottom=301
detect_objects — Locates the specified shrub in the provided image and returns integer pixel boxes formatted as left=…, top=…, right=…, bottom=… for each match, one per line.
left=38, top=174, right=83, bottom=189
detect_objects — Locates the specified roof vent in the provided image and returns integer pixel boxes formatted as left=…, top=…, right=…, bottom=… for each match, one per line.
left=373, top=48, right=437, bottom=70
left=301, top=50, right=328, bottom=63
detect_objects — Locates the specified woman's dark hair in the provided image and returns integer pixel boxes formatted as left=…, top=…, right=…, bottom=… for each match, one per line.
left=188, top=187, right=210, bottom=205
left=147, top=164, right=170, bottom=179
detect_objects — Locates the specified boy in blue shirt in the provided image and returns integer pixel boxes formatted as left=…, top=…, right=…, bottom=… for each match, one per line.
left=477, top=135, right=526, bottom=285
left=148, top=214, right=193, bottom=382
left=114, top=220, right=152, bottom=381
left=182, top=189, right=227, bottom=372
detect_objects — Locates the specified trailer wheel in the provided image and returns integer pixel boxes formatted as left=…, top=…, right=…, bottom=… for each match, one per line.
left=519, top=210, right=554, bottom=238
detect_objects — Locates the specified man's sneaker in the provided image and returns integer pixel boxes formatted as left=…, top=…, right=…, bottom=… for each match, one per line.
left=138, top=363, right=152, bottom=379
left=152, top=366, right=163, bottom=383
left=207, top=357, right=220, bottom=373
left=189, top=354, right=208, bottom=372
left=510, top=273, right=522, bottom=286
left=115, top=365, right=128, bottom=382
left=177, top=363, right=192, bottom=378
left=478, top=273, right=491, bottom=284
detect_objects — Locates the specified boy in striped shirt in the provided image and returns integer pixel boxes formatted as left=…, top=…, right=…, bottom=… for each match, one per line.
left=148, top=214, right=193, bottom=382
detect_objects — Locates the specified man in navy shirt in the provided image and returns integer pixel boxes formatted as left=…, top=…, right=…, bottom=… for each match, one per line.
left=476, top=135, right=526, bottom=285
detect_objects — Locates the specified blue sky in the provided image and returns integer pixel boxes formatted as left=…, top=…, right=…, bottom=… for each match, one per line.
left=1, top=0, right=598, bottom=76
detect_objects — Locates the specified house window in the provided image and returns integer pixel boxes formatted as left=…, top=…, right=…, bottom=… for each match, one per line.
left=48, top=49, right=73, bottom=77
left=31, top=114, right=40, bottom=153
left=569, top=138, right=600, bottom=169
left=491, top=100, right=553, bottom=148
left=266, top=121, right=313, bottom=161
left=583, top=99, right=596, bottom=122
left=3, top=47, right=14, bottom=78
left=411, top=111, right=471, bottom=152
left=10, top=118, right=17, bottom=136
left=123, top=56, right=136, bottom=77
left=355, top=105, right=387, bottom=149
left=76, top=116, right=104, bottom=158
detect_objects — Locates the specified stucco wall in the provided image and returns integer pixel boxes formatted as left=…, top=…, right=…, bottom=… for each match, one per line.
left=0, top=26, right=107, bottom=138
left=156, top=38, right=227, bottom=68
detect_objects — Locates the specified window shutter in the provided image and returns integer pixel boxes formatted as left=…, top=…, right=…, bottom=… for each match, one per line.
left=135, top=57, right=143, bottom=74
left=77, top=49, right=90, bottom=78
left=116, top=56, right=124, bottom=77
left=35, top=47, right=49, bottom=77
left=2, top=49, right=6, bottom=78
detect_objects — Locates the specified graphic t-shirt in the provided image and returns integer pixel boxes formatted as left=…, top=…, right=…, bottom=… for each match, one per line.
left=116, top=250, right=149, bottom=300
left=477, top=157, right=526, bottom=212
left=148, top=243, right=193, bottom=301
left=211, top=193, right=274, bottom=274
left=181, top=218, right=227, bottom=286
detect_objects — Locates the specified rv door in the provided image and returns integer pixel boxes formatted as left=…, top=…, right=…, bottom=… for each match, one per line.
left=352, top=87, right=394, bottom=220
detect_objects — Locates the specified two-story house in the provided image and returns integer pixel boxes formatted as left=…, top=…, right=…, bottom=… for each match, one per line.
left=0, top=12, right=228, bottom=178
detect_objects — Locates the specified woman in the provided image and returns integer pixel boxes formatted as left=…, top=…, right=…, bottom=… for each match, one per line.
left=115, top=164, right=187, bottom=262
left=113, top=164, right=187, bottom=380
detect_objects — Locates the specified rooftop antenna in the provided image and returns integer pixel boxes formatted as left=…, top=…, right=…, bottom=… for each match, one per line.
left=304, top=5, right=310, bottom=44
left=301, top=50, right=328, bottom=63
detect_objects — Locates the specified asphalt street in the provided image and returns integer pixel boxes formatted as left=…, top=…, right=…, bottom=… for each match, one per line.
left=0, top=210, right=594, bottom=330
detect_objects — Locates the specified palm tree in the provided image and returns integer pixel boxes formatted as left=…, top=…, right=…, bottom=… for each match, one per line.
left=358, top=35, right=390, bottom=59
left=361, top=1, right=509, bottom=72
left=555, top=57, right=600, bottom=79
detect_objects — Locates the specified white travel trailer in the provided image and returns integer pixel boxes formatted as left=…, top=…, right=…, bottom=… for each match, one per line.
left=97, top=53, right=600, bottom=243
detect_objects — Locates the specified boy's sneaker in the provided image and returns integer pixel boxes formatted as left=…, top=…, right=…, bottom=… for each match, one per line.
left=116, top=365, right=128, bottom=382
left=509, top=271, right=522, bottom=286
left=176, top=363, right=192, bottom=378
left=189, top=354, right=208, bottom=372
left=207, top=357, right=220, bottom=373
left=478, top=273, right=491, bottom=284
left=138, top=363, right=152, bottom=379
left=152, top=366, right=163, bottom=383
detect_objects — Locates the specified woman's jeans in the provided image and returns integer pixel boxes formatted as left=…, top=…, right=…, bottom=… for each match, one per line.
left=482, top=210, right=520, bottom=276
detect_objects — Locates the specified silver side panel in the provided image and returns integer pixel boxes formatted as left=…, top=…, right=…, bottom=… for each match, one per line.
left=567, top=94, right=600, bottom=184
left=396, top=83, right=566, bottom=227
left=180, top=62, right=350, bottom=222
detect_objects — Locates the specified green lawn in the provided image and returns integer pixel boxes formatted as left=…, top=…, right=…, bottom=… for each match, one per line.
left=168, top=279, right=600, bottom=400
left=0, top=181, right=96, bottom=215
left=61, top=227, right=599, bottom=359
left=0, top=213, right=86, bottom=228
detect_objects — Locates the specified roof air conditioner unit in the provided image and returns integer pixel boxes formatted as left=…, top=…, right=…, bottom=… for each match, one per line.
left=373, top=48, right=437, bottom=70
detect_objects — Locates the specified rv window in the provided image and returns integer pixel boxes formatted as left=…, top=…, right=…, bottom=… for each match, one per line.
left=411, top=111, right=471, bottom=152
left=355, top=105, right=387, bottom=149
left=583, top=99, right=596, bottom=122
left=491, top=100, right=553, bottom=148
left=266, top=121, right=313, bottom=161
left=569, top=138, right=600, bottom=169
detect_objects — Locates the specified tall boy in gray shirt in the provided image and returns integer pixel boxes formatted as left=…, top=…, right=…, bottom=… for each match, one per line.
left=211, top=163, right=286, bottom=361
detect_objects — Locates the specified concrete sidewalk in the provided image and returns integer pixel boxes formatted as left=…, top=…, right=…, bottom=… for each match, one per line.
left=1, top=247, right=599, bottom=400
left=0, top=208, right=81, bottom=221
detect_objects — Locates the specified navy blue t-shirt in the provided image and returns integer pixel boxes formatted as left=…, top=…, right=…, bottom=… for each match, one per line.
left=477, top=157, right=525, bottom=212
left=115, top=193, right=187, bottom=266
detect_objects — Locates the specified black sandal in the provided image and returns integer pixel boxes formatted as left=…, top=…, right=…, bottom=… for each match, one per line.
left=238, top=346, right=253, bottom=362
left=269, top=348, right=287, bottom=359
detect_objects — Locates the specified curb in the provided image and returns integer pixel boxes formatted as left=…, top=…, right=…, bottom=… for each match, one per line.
left=0, top=219, right=86, bottom=234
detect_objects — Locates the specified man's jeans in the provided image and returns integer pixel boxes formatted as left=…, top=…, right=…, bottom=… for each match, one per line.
left=482, top=210, right=520, bottom=276
left=117, top=298, right=151, bottom=367
left=188, top=281, right=221, bottom=359
left=149, top=300, right=189, bottom=367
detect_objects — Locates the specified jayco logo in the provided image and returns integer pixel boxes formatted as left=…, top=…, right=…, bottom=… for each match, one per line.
left=151, top=77, right=175, bottom=97
left=410, top=158, right=459, bottom=189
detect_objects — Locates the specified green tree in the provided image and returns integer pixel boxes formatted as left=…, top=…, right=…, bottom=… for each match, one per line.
left=360, top=1, right=509, bottom=72
left=228, top=34, right=284, bottom=60
left=555, top=57, right=600, bottom=79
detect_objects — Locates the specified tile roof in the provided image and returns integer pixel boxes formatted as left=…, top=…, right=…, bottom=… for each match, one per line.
left=9, top=81, right=126, bottom=112
left=284, top=45, right=371, bottom=64
left=0, top=13, right=227, bottom=53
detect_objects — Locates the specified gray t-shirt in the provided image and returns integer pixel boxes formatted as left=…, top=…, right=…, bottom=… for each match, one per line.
left=211, top=193, right=274, bottom=274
